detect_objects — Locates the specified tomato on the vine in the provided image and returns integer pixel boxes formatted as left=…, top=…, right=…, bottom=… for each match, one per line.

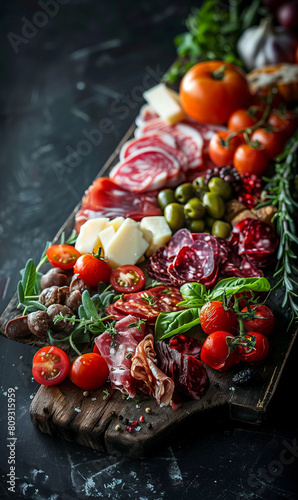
left=208, top=131, right=241, bottom=167
left=227, top=108, right=260, bottom=132
left=179, top=61, right=251, bottom=125
left=268, top=110, right=298, bottom=140
left=233, top=143, right=269, bottom=176
left=200, top=301, right=238, bottom=335
left=70, top=353, right=109, bottom=391
left=110, top=264, right=145, bottom=293
left=241, top=304, right=275, bottom=336
left=251, top=127, right=286, bottom=160
left=200, top=331, right=241, bottom=371
left=73, top=253, right=111, bottom=287
left=32, top=346, right=70, bottom=386
left=46, top=244, right=81, bottom=270
left=238, top=332, right=269, bottom=363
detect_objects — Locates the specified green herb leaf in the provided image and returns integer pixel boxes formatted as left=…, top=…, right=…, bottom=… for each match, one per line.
left=155, top=308, right=201, bottom=341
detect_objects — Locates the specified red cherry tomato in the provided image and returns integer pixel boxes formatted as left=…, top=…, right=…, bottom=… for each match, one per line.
left=268, top=110, right=298, bottom=140
left=46, top=244, right=81, bottom=270
left=110, top=265, right=145, bottom=293
left=227, top=108, right=260, bottom=132
left=238, top=332, right=269, bottom=363
left=208, top=132, right=242, bottom=167
left=200, top=301, right=239, bottom=335
left=32, top=346, right=70, bottom=386
left=241, top=304, right=275, bottom=336
left=70, top=353, right=109, bottom=391
left=200, top=330, right=241, bottom=371
left=251, top=127, right=286, bottom=160
left=233, top=143, right=269, bottom=176
left=73, top=254, right=111, bottom=287
left=179, top=61, right=251, bottom=125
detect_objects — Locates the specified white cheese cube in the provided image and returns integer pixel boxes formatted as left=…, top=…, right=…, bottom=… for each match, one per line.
left=98, top=225, right=116, bottom=254
left=75, top=218, right=109, bottom=255
left=105, top=218, right=149, bottom=269
left=140, top=216, right=172, bottom=257
left=107, top=217, right=125, bottom=232
left=143, top=83, right=186, bottom=125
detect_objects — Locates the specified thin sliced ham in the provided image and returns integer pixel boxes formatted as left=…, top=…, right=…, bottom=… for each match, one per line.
left=131, top=334, right=174, bottom=407
left=95, top=315, right=146, bottom=398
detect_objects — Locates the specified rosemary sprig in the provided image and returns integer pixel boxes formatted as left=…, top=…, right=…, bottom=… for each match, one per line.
left=256, top=132, right=298, bottom=326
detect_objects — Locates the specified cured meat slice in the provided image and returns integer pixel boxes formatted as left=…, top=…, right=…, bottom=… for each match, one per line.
left=131, top=334, right=175, bottom=407
left=119, top=132, right=188, bottom=171
left=74, top=177, right=161, bottom=232
left=135, top=104, right=159, bottom=127
left=106, top=286, right=184, bottom=324
left=169, top=334, right=202, bottom=358
left=109, top=147, right=182, bottom=193
left=166, top=228, right=195, bottom=259
left=155, top=341, right=209, bottom=408
left=95, top=315, right=146, bottom=397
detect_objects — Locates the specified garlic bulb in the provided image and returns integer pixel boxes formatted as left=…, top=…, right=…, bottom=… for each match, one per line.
left=237, top=17, right=297, bottom=71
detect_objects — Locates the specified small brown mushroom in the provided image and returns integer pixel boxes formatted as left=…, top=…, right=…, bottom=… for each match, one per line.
left=47, top=304, right=74, bottom=333
left=39, top=285, right=70, bottom=307
left=27, top=311, right=51, bottom=338
left=40, top=268, right=68, bottom=290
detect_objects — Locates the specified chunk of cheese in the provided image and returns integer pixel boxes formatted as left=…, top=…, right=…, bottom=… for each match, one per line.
left=98, top=225, right=116, bottom=254
left=143, top=83, right=186, bottom=125
left=105, top=218, right=149, bottom=269
left=107, top=216, right=125, bottom=232
left=75, top=218, right=109, bottom=255
left=140, top=216, right=172, bottom=256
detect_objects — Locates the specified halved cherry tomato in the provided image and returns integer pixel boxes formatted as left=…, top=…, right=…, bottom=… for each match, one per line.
left=32, top=346, right=70, bottom=386
left=46, top=244, right=81, bottom=269
left=70, top=353, right=109, bottom=391
left=200, top=330, right=241, bottom=371
left=179, top=61, right=251, bottom=125
left=73, top=254, right=111, bottom=287
left=241, top=304, right=275, bottom=336
left=208, top=131, right=242, bottom=167
left=238, top=332, right=269, bottom=363
left=233, top=143, right=269, bottom=176
left=251, top=127, right=286, bottom=160
left=200, top=300, right=239, bottom=335
left=110, top=265, right=145, bottom=293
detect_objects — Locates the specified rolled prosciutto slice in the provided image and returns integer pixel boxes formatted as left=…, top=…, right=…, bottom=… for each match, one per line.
left=131, top=334, right=174, bottom=407
left=95, top=315, right=146, bottom=398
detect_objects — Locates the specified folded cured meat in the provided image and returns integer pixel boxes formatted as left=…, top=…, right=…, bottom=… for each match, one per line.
left=131, top=334, right=174, bottom=407
left=95, top=315, right=146, bottom=398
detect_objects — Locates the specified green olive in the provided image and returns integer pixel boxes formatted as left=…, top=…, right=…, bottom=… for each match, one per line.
left=187, top=219, right=205, bottom=233
left=157, top=189, right=176, bottom=211
left=205, top=215, right=216, bottom=229
left=192, top=176, right=206, bottom=190
left=208, top=177, right=232, bottom=201
left=184, top=197, right=206, bottom=219
left=174, top=183, right=197, bottom=204
left=164, top=203, right=185, bottom=232
left=211, top=220, right=232, bottom=239
left=202, top=192, right=226, bottom=220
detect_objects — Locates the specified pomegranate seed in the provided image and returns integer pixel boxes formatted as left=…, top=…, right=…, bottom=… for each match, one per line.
left=139, top=416, right=145, bottom=423
left=125, top=425, right=134, bottom=433
left=133, top=420, right=138, bottom=427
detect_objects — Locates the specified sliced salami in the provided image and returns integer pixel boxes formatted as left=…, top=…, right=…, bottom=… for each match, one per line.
left=135, top=104, right=159, bottom=128
left=109, top=147, right=181, bottom=193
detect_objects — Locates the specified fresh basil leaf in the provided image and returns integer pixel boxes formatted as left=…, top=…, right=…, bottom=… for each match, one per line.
left=155, top=308, right=201, bottom=341
left=178, top=282, right=207, bottom=308
left=209, top=277, right=271, bottom=301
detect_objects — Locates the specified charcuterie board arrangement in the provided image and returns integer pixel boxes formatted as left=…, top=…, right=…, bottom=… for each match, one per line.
left=1, top=0, right=298, bottom=458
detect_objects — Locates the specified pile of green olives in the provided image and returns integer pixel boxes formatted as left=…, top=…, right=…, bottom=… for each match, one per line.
left=158, top=176, right=233, bottom=239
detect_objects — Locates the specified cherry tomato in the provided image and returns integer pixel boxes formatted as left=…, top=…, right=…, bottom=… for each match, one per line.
left=200, top=301, right=239, bottom=335
left=70, top=353, right=109, bottom=391
left=268, top=110, right=298, bottom=140
left=251, top=127, right=286, bottom=160
left=233, top=143, right=269, bottom=176
left=200, top=330, right=241, bottom=371
left=232, top=291, right=266, bottom=311
left=110, top=265, right=145, bottom=293
left=32, top=346, right=70, bottom=386
left=46, top=244, right=81, bottom=270
left=208, top=132, right=242, bottom=167
left=179, top=61, right=251, bottom=125
left=73, top=254, right=111, bottom=287
left=227, top=108, right=260, bottom=132
left=238, top=332, right=269, bottom=363
left=241, top=304, right=275, bottom=336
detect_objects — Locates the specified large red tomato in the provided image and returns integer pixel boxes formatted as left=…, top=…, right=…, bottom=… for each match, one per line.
left=179, top=61, right=251, bottom=125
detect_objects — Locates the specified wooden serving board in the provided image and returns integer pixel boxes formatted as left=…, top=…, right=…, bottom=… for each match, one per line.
left=1, top=120, right=297, bottom=458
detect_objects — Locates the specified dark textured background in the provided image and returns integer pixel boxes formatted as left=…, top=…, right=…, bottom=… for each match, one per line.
left=0, top=1, right=298, bottom=499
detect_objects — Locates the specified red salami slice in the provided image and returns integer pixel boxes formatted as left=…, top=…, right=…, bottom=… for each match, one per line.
left=119, top=132, right=188, bottom=171
left=109, top=147, right=182, bottom=193
left=135, top=104, right=159, bottom=127
left=74, top=177, right=161, bottom=231
left=166, top=228, right=195, bottom=259
left=106, top=286, right=184, bottom=324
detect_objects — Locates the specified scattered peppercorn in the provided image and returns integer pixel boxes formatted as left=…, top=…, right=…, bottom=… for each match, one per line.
left=83, top=391, right=89, bottom=397
left=145, top=407, right=151, bottom=414
left=115, top=424, right=121, bottom=431
left=146, top=422, right=152, bottom=429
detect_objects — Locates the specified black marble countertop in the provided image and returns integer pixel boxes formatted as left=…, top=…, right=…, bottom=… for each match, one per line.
left=0, top=1, right=298, bottom=499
